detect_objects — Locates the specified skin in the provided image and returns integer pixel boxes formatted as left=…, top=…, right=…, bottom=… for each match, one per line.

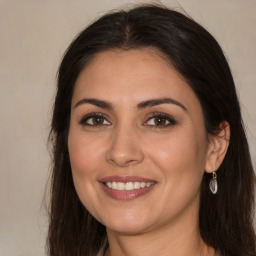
left=68, top=49, right=229, bottom=256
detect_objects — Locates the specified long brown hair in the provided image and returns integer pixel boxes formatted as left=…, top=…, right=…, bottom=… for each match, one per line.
left=47, top=5, right=255, bottom=256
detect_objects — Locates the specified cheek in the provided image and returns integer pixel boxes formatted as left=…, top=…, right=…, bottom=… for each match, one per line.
left=148, top=128, right=207, bottom=182
left=68, top=131, right=104, bottom=178
left=68, top=131, right=105, bottom=215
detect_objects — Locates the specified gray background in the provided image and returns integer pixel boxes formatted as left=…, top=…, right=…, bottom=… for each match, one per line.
left=0, top=0, right=255, bottom=255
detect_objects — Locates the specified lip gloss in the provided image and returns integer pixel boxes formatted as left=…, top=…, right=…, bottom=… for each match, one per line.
left=99, top=176, right=156, bottom=201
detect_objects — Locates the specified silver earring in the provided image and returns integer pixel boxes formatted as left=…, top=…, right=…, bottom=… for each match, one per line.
left=209, top=171, right=218, bottom=194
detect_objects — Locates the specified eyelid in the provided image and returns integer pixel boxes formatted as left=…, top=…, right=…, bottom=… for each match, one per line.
left=143, top=112, right=176, bottom=127
left=78, top=112, right=176, bottom=127
left=79, top=112, right=111, bottom=126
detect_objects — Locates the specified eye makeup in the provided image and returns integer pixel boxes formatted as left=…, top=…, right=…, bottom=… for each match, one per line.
left=79, top=112, right=111, bottom=127
left=78, top=111, right=177, bottom=130
left=143, top=112, right=177, bottom=128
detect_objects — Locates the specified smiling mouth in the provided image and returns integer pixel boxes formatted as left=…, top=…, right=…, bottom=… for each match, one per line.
left=105, top=181, right=155, bottom=191
left=100, top=176, right=156, bottom=200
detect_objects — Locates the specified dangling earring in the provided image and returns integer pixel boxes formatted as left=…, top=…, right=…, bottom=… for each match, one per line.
left=209, top=171, right=218, bottom=194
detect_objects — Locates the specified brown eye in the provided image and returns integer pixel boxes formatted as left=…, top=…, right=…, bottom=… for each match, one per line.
left=153, top=117, right=169, bottom=125
left=80, top=114, right=111, bottom=126
left=145, top=113, right=176, bottom=127
left=91, top=116, right=105, bottom=125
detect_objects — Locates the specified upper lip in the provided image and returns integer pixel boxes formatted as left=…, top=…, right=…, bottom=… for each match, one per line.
left=100, top=175, right=156, bottom=183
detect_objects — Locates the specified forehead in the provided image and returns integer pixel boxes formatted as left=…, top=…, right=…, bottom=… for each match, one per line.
left=85, top=47, right=173, bottom=73
left=72, top=49, right=201, bottom=113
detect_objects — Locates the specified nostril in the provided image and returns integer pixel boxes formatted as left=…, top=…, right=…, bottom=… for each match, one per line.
left=107, top=155, right=143, bottom=167
left=106, top=130, right=144, bottom=166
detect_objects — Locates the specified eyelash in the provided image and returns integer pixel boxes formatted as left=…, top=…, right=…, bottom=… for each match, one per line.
left=144, top=112, right=176, bottom=128
left=79, top=112, right=176, bottom=128
left=79, top=113, right=111, bottom=126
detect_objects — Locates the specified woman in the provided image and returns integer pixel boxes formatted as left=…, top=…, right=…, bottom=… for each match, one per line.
left=47, top=4, right=255, bottom=256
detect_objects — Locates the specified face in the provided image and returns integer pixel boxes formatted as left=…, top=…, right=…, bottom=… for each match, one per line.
left=68, top=49, right=211, bottom=235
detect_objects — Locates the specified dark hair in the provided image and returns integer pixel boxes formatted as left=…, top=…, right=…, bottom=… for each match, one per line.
left=48, top=4, right=255, bottom=256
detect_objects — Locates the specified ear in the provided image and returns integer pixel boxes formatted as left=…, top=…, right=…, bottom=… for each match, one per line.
left=205, top=121, right=230, bottom=174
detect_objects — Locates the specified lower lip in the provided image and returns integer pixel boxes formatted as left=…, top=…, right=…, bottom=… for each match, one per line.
left=100, top=183, right=156, bottom=201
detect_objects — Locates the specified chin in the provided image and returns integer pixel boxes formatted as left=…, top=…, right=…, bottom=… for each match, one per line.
left=99, top=211, right=152, bottom=235
left=106, top=222, right=149, bottom=235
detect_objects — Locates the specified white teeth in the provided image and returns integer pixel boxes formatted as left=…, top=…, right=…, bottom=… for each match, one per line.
left=117, top=182, right=125, bottom=190
left=146, top=182, right=153, bottom=187
left=134, top=182, right=140, bottom=189
left=125, top=182, right=134, bottom=190
left=112, top=182, right=117, bottom=189
left=106, top=182, right=112, bottom=188
left=105, top=181, right=154, bottom=190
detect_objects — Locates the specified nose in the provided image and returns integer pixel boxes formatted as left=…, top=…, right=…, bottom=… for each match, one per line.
left=106, top=125, right=144, bottom=167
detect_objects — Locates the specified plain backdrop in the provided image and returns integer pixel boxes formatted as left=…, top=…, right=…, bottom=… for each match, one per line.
left=0, top=0, right=255, bottom=255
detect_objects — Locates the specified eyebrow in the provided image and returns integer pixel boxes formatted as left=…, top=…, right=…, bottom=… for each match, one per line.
left=137, top=98, right=187, bottom=111
left=74, top=97, right=187, bottom=111
left=74, top=98, right=113, bottom=109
